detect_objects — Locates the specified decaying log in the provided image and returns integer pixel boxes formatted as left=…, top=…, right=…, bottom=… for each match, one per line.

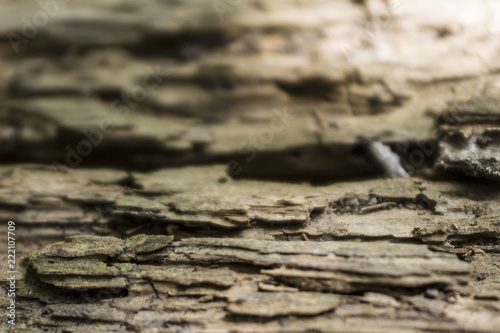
left=0, top=164, right=499, bottom=332
left=1, top=0, right=500, bottom=332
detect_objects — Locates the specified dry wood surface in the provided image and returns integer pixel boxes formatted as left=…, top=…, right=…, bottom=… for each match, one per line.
left=0, top=1, right=500, bottom=332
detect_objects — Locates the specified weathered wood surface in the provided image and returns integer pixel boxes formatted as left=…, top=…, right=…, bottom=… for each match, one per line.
left=0, top=0, right=500, bottom=332
left=1, top=0, right=500, bottom=180
left=2, top=164, right=500, bottom=244
left=0, top=164, right=499, bottom=332
left=16, top=234, right=485, bottom=332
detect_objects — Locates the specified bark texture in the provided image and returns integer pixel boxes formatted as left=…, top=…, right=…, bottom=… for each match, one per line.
left=0, top=0, right=500, bottom=332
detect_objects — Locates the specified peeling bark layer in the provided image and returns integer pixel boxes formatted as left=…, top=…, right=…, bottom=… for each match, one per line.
left=0, top=164, right=499, bottom=332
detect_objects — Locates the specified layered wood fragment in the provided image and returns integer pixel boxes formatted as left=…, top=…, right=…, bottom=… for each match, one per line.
left=2, top=164, right=500, bottom=248
left=5, top=234, right=493, bottom=332
left=1, top=164, right=498, bottom=331
left=28, top=235, right=469, bottom=293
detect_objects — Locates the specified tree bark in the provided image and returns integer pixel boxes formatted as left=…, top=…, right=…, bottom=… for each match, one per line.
left=1, top=0, right=500, bottom=332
